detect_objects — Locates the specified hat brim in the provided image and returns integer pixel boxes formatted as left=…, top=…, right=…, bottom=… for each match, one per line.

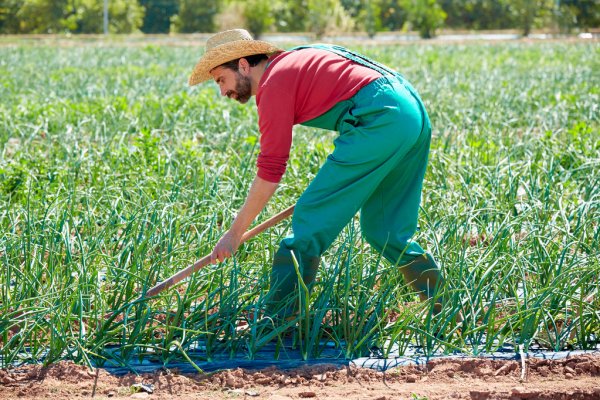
left=188, top=40, right=283, bottom=86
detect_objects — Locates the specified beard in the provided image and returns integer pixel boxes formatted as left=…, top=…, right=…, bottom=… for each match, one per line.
left=227, top=72, right=252, bottom=104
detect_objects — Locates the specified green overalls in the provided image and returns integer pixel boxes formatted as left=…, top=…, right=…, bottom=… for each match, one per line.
left=266, top=44, right=441, bottom=317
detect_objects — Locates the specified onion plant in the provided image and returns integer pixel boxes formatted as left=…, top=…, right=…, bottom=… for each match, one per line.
left=1, top=38, right=598, bottom=370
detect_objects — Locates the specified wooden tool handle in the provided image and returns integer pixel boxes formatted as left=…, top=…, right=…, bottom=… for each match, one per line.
left=143, top=205, right=295, bottom=298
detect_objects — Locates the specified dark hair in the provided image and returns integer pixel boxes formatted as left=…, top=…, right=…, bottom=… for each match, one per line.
left=219, top=54, right=268, bottom=71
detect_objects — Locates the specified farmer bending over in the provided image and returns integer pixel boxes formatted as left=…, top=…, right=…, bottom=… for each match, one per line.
left=189, top=29, right=441, bottom=318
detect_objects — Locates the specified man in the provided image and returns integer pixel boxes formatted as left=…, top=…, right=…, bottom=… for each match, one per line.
left=189, top=29, right=441, bottom=318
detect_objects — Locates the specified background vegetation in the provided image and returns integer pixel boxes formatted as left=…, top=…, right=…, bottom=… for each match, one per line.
left=0, top=0, right=599, bottom=38
left=0, top=38, right=598, bottom=369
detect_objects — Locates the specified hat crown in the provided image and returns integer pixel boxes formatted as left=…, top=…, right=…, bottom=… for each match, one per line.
left=188, top=28, right=282, bottom=86
left=206, top=29, right=254, bottom=52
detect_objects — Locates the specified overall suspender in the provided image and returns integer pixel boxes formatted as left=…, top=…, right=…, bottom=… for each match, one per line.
left=289, top=43, right=403, bottom=79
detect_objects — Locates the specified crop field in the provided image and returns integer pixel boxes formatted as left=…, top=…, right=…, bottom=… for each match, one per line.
left=0, top=38, right=599, bottom=373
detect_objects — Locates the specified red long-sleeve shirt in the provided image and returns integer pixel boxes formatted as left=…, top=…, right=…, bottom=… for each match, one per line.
left=255, top=48, right=381, bottom=183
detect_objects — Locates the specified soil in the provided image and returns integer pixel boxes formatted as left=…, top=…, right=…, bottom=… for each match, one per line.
left=1, top=354, right=599, bottom=400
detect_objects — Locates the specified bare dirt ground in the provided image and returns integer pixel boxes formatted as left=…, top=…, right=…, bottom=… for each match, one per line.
left=1, top=354, right=599, bottom=399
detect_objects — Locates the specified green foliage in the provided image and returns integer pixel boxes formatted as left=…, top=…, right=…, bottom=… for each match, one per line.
left=0, top=39, right=598, bottom=370
left=170, top=0, right=220, bottom=33
left=271, top=0, right=308, bottom=32
left=0, top=0, right=598, bottom=35
left=306, top=0, right=355, bottom=38
left=338, top=0, right=379, bottom=37
left=554, top=0, right=600, bottom=33
left=15, top=0, right=71, bottom=33
left=359, top=0, right=382, bottom=38
left=570, top=0, right=600, bottom=29
left=0, top=0, right=24, bottom=34
left=342, top=0, right=406, bottom=34
left=94, top=0, right=145, bottom=34
left=0, top=159, right=27, bottom=200
left=10, top=0, right=144, bottom=34
left=377, top=0, right=407, bottom=31
left=243, top=0, right=275, bottom=39
left=506, top=0, right=554, bottom=36
left=140, top=0, right=179, bottom=34
left=306, top=0, right=335, bottom=38
left=400, top=0, right=446, bottom=38
left=440, top=0, right=514, bottom=30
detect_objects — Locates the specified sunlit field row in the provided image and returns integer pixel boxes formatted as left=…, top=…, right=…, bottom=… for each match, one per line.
left=0, top=38, right=598, bottom=369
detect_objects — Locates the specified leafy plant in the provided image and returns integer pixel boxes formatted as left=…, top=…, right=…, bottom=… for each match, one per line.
left=0, top=39, right=598, bottom=371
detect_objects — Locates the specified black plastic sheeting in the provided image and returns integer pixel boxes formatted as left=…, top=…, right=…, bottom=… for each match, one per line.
left=97, top=340, right=600, bottom=376
left=352, top=347, right=600, bottom=371
left=97, top=339, right=349, bottom=375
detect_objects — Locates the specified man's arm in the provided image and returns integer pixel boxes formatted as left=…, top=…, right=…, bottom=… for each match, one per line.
left=210, top=175, right=279, bottom=263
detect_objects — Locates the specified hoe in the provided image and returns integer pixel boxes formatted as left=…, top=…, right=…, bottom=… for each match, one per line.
left=142, top=204, right=295, bottom=299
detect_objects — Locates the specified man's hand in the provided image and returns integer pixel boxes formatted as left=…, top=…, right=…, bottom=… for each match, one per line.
left=210, top=230, right=243, bottom=264
left=209, top=175, right=279, bottom=264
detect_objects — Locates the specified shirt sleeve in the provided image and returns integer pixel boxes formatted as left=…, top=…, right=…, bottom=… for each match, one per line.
left=256, top=81, right=296, bottom=183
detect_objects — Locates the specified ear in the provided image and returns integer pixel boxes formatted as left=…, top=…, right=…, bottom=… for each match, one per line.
left=238, top=58, right=251, bottom=75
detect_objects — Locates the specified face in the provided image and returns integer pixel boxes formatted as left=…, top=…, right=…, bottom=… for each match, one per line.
left=210, top=66, right=252, bottom=104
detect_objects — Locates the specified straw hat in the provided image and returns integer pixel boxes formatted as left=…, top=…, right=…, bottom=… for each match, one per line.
left=188, top=29, right=283, bottom=86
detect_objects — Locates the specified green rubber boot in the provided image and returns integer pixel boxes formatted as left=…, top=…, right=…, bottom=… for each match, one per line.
left=265, top=243, right=320, bottom=320
left=399, top=252, right=463, bottom=327
left=399, top=252, right=442, bottom=302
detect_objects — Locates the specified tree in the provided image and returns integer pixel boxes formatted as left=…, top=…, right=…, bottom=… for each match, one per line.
left=12, top=0, right=143, bottom=34
left=359, top=0, right=382, bottom=38
left=401, top=0, right=446, bottom=38
left=306, top=0, right=354, bottom=39
left=140, top=0, right=179, bottom=33
left=243, top=0, right=275, bottom=38
left=15, top=0, right=71, bottom=33
left=1, top=0, right=598, bottom=36
left=505, top=0, right=554, bottom=36
left=439, top=0, right=513, bottom=30
left=170, top=0, right=219, bottom=33
left=340, top=0, right=407, bottom=35
left=508, top=0, right=538, bottom=36
left=573, top=0, right=600, bottom=30
left=378, top=0, right=407, bottom=31
left=72, top=0, right=144, bottom=33
left=0, top=0, right=24, bottom=33
left=105, top=0, right=145, bottom=33
left=555, top=0, right=600, bottom=32
left=272, top=0, right=308, bottom=32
